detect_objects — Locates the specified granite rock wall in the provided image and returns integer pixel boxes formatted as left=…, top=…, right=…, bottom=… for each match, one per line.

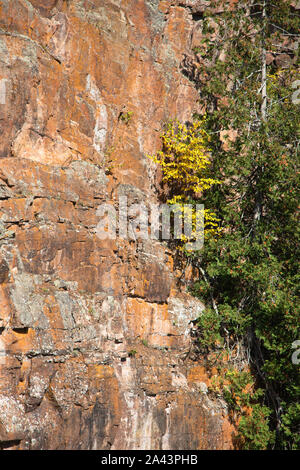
left=0, top=0, right=234, bottom=449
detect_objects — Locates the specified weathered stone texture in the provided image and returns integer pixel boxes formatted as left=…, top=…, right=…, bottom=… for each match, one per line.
left=0, top=0, right=234, bottom=449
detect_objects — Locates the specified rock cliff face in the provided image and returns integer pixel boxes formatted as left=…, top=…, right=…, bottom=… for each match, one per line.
left=0, top=0, right=234, bottom=449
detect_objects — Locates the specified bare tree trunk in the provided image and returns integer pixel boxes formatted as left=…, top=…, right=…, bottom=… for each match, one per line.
left=261, top=0, right=267, bottom=122
left=254, top=0, right=267, bottom=224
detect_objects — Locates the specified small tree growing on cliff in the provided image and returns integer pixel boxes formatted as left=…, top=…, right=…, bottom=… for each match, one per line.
left=148, top=119, right=221, bottom=244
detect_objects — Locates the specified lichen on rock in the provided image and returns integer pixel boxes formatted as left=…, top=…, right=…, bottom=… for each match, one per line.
left=0, top=0, right=234, bottom=450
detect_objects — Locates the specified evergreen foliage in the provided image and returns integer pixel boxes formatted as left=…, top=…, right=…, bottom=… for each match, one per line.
left=191, top=0, right=300, bottom=449
left=155, top=0, right=299, bottom=449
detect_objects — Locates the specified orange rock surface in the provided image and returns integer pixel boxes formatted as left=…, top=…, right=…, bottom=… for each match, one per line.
left=0, top=0, right=235, bottom=449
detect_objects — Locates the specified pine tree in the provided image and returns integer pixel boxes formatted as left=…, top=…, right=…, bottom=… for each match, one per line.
left=182, top=0, right=300, bottom=449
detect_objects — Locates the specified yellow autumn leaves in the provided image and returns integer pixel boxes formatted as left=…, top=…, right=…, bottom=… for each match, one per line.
left=148, top=119, right=221, bottom=245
